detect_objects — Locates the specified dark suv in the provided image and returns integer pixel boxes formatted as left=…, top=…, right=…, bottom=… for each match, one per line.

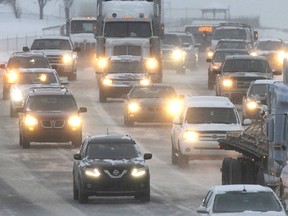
left=0, top=51, right=51, bottom=99
left=17, top=87, right=87, bottom=148
left=73, top=134, right=152, bottom=203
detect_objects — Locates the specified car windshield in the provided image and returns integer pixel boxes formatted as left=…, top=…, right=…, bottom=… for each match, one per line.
left=86, top=143, right=140, bottom=159
left=250, top=84, right=269, bottom=98
left=223, top=59, right=270, bottom=73
left=213, top=192, right=282, bottom=213
left=106, top=61, right=145, bottom=73
left=104, top=21, right=152, bottom=38
left=213, top=51, right=248, bottom=62
left=185, top=107, right=238, bottom=124
left=213, top=29, right=247, bottom=40
left=31, top=39, right=72, bottom=50
left=8, top=56, right=50, bottom=68
left=256, top=41, right=284, bottom=51
left=163, top=34, right=182, bottom=46
left=216, top=42, right=247, bottom=50
left=17, top=72, right=58, bottom=84
left=70, top=20, right=97, bottom=34
left=27, top=95, right=77, bottom=111
left=179, top=35, right=193, bottom=45
left=130, top=86, right=177, bottom=98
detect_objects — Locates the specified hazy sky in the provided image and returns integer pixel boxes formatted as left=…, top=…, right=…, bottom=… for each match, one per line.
left=167, top=0, right=288, bottom=29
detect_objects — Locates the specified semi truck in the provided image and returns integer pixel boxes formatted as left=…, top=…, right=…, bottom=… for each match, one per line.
left=218, top=59, right=288, bottom=204
left=95, top=0, right=163, bottom=82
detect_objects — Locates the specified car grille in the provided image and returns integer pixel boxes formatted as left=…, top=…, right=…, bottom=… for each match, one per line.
left=198, top=131, right=227, bottom=140
left=104, top=169, right=128, bottom=179
left=148, top=107, right=162, bottom=112
left=74, top=42, right=96, bottom=52
left=46, top=55, right=62, bottom=64
left=113, top=46, right=141, bottom=56
left=41, top=120, right=65, bottom=128
left=235, top=77, right=263, bottom=89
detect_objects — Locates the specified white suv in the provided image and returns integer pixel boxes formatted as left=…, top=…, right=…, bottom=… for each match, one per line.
left=171, top=96, right=243, bottom=167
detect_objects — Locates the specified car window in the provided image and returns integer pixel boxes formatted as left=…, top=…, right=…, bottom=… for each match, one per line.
left=31, top=39, right=72, bottom=50
left=86, top=143, right=140, bottom=159
left=223, top=59, right=270, bottom=73
left=163, top=34, right=182, bottom=46
left=213, top=51, right=248, bottom=62
left=256, top=41, right=283, bottom=51
left=17, top=72, right=58, bottom=84
left=131, top=86, right=176, bottom=98
left=249, top=84, right=268, bottom=97
left=213, top=28, right=247, bottom=40
left=8, top=56, right=50, bottom=68
left=185, top=107, right=238, bottom=124
left=212, top=192, right=282, bottom=213
left=27, top=95, right=77, bottom=111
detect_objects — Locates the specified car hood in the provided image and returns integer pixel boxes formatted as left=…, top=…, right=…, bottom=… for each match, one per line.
left=82, top=157, right=145, bottom=169
left=105, top=73, right=147, bottom=80
left=183, top=123, right=243, bottom=132
left=212, top=212, right=286, bottom=216
left=26, top=110, right=78, bottom=118
left=32, top=50, right=73, bottom=55
left=222, top=72, right=272, bottom=78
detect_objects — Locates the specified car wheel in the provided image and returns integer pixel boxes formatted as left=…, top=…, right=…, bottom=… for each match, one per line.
left=73, top=176, right=79, bottom=200
left=10, top=104, right=18, bottom=118
left=99, top=88, right=107, bottom=103
left=221, top=157, right=232, bottom=185
left=78, top=181, right=88, bottom=204
left=72, top=133, right=82, bottom=148
left=178, top=153, right=189, bottom=168
left=135, top=185, right=150, bottom=202
left=20, top=134, right=30, bottom=149
left=171, top=141, right=177, bottom=165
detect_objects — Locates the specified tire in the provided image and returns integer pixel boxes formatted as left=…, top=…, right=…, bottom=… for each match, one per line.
left=20, top=134, right=30, bottom=149
left=10, top=103, right=17, bottom=118
left=178, top=152, right=189, bottom=168
left=221, top=157, right=232, bottom=185
left=124, top=114, right=134, bottom=127
left=78, top=181, right=88, bottom=204
left=73, top=176, right=79, bottom=200
left=72, top=134, right=82, bottom=148
left=257, top=168, right=265, bottom=186
left=99, top=88, right=107, bottom=103
left=171, top=141, right=177, bottom=165
left=242, top=159, right=257, bottom=184
left=135, top=185, right=150, bottom=202
left=231, top=159, right=242, bottom=184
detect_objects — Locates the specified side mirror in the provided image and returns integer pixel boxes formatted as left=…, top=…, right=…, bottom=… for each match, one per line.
left=144, top=153, right=152, bottom=160
left=206, top=58, right=212, bottom=63
left=60, top=77, right=69, bottom=85
left=74, top=47, right=81, bottom=53
left=242, top=119, right=252, bottom=126
left=23, top=46, right=29, bottom=52
left=173, top=117, right=182, bottom=125
left=197, top=206, right=209, bottom=214
left=254, top=31, right=259, bottom=41
left=73, top=153, right=82, bottom=160
left=16, top=107, right=24, bottom=113
left=121, top=94, right=128, bottom=100
left=79, top=107, right=87, bottom=113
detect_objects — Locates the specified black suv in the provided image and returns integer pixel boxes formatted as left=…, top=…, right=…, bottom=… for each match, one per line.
left=0, top=51, right=51, bottom=99
left=17, top=87, right=87, bottom=148
left=73, top=134, right=152, bottom=203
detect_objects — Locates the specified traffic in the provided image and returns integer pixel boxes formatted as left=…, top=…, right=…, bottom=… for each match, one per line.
left=1, top=0, right=288, bottom=215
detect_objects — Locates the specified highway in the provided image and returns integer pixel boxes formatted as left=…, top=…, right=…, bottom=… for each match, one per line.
left=0, top=58, right=249, bottom=215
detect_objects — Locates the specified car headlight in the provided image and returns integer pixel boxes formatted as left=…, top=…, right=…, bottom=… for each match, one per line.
left=6, top=70, right=18, bottom=83
left=222, top=79, right=233, bottom=88
left=183, top=130, right=199, bottom=141
left=24, top=115, right=38, bottom=130
left=10, top=88, right=23, bottom=102
left=128, top=102, right=140, bottom=113
left=63, top=54, right=73, bottom=64
left=68, top=115, right=81, bottom=129
left=85, top=168, right=101, bottom=178
left=140, top=78, right=150, bottom=86
left=172, top=49, right=185, bottom=61
left=212, top=63, right=221, bottom=70
left=102, top=78, right=113, bottom=86
left=206, top=50, right=214, bottom=58
left=131, top=167, right=146, bottom=178
left=39, top=74, right=47, bottom=82
left=97, top=58, right=108, bottom=70
left=250, top=51, right=258, bottom=56
left=166, top=99, right=182, bottom=116
left=145, top=58, right=158, bottom=70
left=246, top=100, right=258, bottom=110
left=277, top=51, right=287, bottom=63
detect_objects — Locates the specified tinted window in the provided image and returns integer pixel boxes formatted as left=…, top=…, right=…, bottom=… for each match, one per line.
left=131, top=86, right=176, bottom=98
left=27, top=95, right=77, bottom=111
left=213, top=29, right=247, bottom=40
left=178, top=35, right=193, bottom=45
left=185, top=107, right=238, bottom=124
left=31, top=39, right=72, bottom=50
left=163, top=34, right=182, bottom=46
left=8, top=56, right=50, bottom=69
left=17, top=72, right=58, bottom=84
left=104, top=22, right=151, bottom=37
left=86, top=143, right=140, bottom=159
left=256, top=41, right=284, bottom=51
left=213, top=192, right=282, bottom=213
left=70, top=20, right=97, bottom=34
left=213, top=51, right=248, bottom=62
left=223, top=59, right=270, bottom=73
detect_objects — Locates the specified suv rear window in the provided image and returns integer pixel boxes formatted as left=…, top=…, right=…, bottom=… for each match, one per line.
left=8, top=56, right=50, bottom=69
left=223, top=59, right=270, bottom=73
left=213, top=29, right=247, bottom=40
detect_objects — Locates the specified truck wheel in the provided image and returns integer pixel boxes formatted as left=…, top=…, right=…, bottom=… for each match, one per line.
left=222, top=157, right=232, bottom=185
left=20, top=135, right=30, bottom=149
left=171, top=141, right=178, bottom=165
left=178, top=153, right=189, bottom=168
left=231, top=159, right=242, bottom=184
left=99, top=89, right=107, bottom=103
left=242, top=159, right=257, bottom=184
left=257, top=168, right=265, bottom=186
left=78, top=183, right=88, bottom=204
